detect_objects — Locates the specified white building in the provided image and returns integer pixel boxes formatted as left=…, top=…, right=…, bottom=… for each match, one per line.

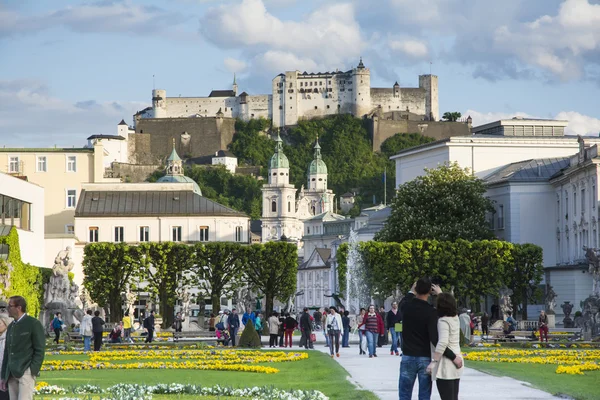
left=72, top=146, right=250, bottom=285
left=0, top=172, right=45, bottom=266
left=86, top=120, right=133, bottom=168
left=211, top=150, right=238, bottom=174
left=136, top=59, right=439, bottom=128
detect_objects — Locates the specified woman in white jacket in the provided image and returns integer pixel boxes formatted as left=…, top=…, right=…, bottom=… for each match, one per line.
left=325, top=306, right=344, bottom=358
left=0, top=314, right=12, bottom=400
left=427, top=293, right=463, bottom=400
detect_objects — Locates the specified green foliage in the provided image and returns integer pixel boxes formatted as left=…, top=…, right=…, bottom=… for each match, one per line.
left=139, top=243, right=193, bottom=328
left=379, top=133, right=436, bottom=159
left=336, top=243, right=349, bottom=294
left=505, top=243, right=544, bottom=320
left=377, top=162, right=495, bottom=243
left=82, top=243, right=145, bottom=322
left=243, top=242, right=298, bottom=314
left=442, top=111, right=462, bottom=122
left=229, top=118, right=274, bottom=168
left=192, top=242, right=245, bottom=313
left=237, top=322, right=262, bottom=348
left=0, top=227, right=43, bottom=317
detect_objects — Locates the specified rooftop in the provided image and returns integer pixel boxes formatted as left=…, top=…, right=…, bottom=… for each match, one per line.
left=209, top=90, right=236, bottom=98
left=0, top=148, right=93, bottom=153
left=483, top=158, right=571, bottom=185
left=87, top=134, right=125, bottom=141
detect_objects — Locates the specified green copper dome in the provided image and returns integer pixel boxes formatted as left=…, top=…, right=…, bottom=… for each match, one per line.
left=270, top=134, right=289, bottom=169
left=308, top=138, right=327, bottom=175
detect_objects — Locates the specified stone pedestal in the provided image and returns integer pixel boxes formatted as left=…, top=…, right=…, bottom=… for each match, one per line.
left=547, top=313, right=556, bottom=328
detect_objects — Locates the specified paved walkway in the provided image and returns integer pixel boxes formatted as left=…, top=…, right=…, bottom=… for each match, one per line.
left=312, top=341, right=561, bottom=400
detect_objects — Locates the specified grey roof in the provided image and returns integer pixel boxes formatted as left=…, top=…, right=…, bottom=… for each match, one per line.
left=75, top=190, right=247, bottom=218
left=299, top=248, right=331, bottom=270
left=87, top=134, right=125, bottom=141
left=305, top=211, right=346, bottom=222
left=340, top=192, right=354, bottom=198
left=0, top=225, right=12, bottom=237
left=483, top=158, right=570, bottom=185
left=209, top=90, right=236, bottom=98
left=118, top=119, right=128, bottom=126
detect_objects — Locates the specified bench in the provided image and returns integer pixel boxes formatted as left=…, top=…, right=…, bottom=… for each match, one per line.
left=173, top=330, right=220, bottom=342
left=64, top=331, right=83, bottom=342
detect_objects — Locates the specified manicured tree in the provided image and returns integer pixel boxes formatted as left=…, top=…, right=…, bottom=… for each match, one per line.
left=442, top=111, right=462, bottom=122
left=376, top=162, right=495, bottom=243
left=83, top=243, right=144, bottom=322
left=237, top=319, right=262, bottom=348
left=191, top=242, right=245, bottom=314
left=138, top=242, right=193, bottom=328
left=243, top=242, right=297, bottom=320
left=505, top=243, right=544, bottom=320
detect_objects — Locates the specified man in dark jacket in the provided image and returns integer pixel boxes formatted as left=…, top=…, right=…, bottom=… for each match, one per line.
left=299, top=308, right=313, bottom=349
left=399, top=278, right=463, bottom=400
left=1, top=296, right=45, bottom=400
left=341, top=311, right=351, bottom=347
left=228, top=309, right=240, bottom=347
left=144, top=311, right=155, bottom=343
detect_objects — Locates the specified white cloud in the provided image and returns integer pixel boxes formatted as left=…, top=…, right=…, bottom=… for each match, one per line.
left=388, top=37, right=429, bottom=59
left=224, top=57, right=248, bottom=73
left=466, top=109, right=600, bottom=136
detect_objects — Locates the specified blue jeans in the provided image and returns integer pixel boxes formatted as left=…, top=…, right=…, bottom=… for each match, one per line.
left=399, top=355, right=432, bottom=400
left=365, top=330, right=377, bottom=356
left=323, top=329, right=330, bottom=346
left=390, top=327, right=402, bottom=354
left=358, top=330, right=365, bottom=353
left=342, top=329, right=350, bottom=347
left=83, top=335, right=91, bottom=352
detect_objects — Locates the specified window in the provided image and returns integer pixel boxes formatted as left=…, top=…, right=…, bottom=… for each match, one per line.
left=271, top=200, right=277, bottom=213
left=0, top=195, right=31, bottom=230
left=37, top=156, right=47, bottom=172
left=8, top=157, right=19, bottom=173
left=66, top=189, right=76, bottom=208
left=67, top=156, right=77, bottom=172
left=114, top=226, right=124, bottom=242
left=581, top=188, right=586, bottom=214
left=574, top=191, right=577, bottom=215
left=497, top=205, right=504, bottom=229
left=139, top=226, right=150, bottom=242
left=65, top=224, right=74, bottom=234
left=288, top=201, right=291, bottom=213
left=172, top=226, right=182, bottom=242
left=89, top=227, right=99, bottom=242
left=199, top=226, right=209, bottom=242
left=235, top=226, right=243, bottom=242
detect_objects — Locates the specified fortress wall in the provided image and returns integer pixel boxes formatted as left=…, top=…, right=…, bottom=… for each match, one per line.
left=165, top=97, right=236, bottom=118
left=400, top=88, right=427, bottom=115
left=245, top=95, right=272, bottom=119
left=371, top=90, right=403, bottom=113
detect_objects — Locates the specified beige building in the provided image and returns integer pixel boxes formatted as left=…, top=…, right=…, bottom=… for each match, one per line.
left=0, top=142, right=119, bottom=268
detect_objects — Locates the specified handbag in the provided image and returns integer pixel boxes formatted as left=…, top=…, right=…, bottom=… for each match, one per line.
left=394, top=322, right=403, bottom=332
left=310, top=333, right=316, bottom=342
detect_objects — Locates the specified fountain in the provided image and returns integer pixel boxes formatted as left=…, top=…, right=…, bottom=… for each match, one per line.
left=345, top=229, right=370, bottom=315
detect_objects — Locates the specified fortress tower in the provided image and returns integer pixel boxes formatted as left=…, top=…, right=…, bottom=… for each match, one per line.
left=152, top=89, right=167, bottom=118
left=418, top=75, right=439, bottom=121
left=352, top=58, right=371, bottom=118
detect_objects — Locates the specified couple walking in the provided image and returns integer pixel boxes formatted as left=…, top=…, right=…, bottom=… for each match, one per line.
left=399, top=277, right=464, bottom=400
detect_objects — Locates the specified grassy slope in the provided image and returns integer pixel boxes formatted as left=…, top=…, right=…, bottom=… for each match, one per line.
left=39, top=351, right=377, bottom=400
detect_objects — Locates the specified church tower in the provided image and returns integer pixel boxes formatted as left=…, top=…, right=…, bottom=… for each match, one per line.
left=298, top=137, right=335, bottom=216
left=261, top=134, right=302, bottom=242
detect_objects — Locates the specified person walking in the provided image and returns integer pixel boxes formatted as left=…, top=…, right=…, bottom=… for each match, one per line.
left=229, top=309, right=240, bottom=347
left=268, top=312, right=280, bottom=348
left=538, top=310, right=549, bottom=343
left=480, top=312, right=489, bottom=338
left=299, top=308, right=313, bottom=349
left=387, top=301, right=403, bottom=356
left=357, top=308, right=367, bottom=355
left=399, top=278, right=462, bottom=400
left=321, top=308, right=330, bottom=348
left=325, top=307, right=343, bottom=358
left=91, top=311, right=105, bottom=351
left=378, top=306, right=388, bottom=347
left=278, top=312, right=285, bottom=347
left=363, top=305, right=384, bottom=358
left=143, top=311, right=155, bottom=343
left=51, top=312, right=63, bottom=344
left=341, top=311, right=351, bottom=348
left=426, top=293, right=463, bottom=400
left=0, top=314, right=11, bottom=400
left=284, top=313, right=296, bottom=348
left=81, top=309, right=93, bottom=351
left=0, top=296, right=45, bottom=400
left=122, top=312, right=133, bottom=343
left=241, top=307, right=256, bottom=327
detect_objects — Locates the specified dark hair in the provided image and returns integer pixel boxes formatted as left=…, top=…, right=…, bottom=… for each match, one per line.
left=436, top=293, right=457, bottom=317
left=415, top=277, right=432, bottom=295
left=94, top=310, right=100, bottom=316
left=284, top=313, right=290, bottom=317
left=303, top=307, right=309, bottom=312
left=344, top=311, right=349, bottom=316
left=56, top=312, right=61, bottom=317
left=507, top=312, right=512, bottom=317
left=329, top=306, right=337, bottom=313
left=86, top=309, right=92, bottom=315
left=9, top=296, right=27, bottom=313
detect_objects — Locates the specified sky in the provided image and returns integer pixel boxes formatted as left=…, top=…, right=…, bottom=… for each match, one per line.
left=1, top=0, right=600, bottom=147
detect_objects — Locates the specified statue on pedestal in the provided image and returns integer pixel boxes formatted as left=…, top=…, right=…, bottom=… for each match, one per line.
left=562, top=301, right=574, bottom=328
left=499, top=287, right=513, bottom=320
left=123, top=286, right=137, bottom=318
left=584, top=247, right=600, bottom=297
left=545, top=284, right=557, bottom=314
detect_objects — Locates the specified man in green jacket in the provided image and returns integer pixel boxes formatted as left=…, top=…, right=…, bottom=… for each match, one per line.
left=0, top=296, right=45, bottom=400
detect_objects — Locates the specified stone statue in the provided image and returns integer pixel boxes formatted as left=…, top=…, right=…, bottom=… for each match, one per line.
left=324, top=292, right=345, bottom=309
left=562, top=301, right=574, bottom=328
left=499, top=287, right=513, bottom=320
left=123, top=287, right=137, bottom=317
left=584, top=247, right=600, bottom=297
left=178, top=287, right=191, bottom=318
left=545, top=284, right=557, bottom=314
left=52, top=246, right=74, bottom=277
left=283, top=290, right=304, bottom=314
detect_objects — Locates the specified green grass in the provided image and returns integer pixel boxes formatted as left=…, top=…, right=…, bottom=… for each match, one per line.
left=467, top=360, right=599, bottom=400
left=37, top=350, right=377, bottom=400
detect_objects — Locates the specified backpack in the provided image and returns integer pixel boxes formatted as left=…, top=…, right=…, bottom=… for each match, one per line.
left=215, top=315, right=225, bottom=330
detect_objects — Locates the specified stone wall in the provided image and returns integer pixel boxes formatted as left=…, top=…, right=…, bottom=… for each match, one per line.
left=131, top=117, right=236, bottom=164
left=110, top=162, right=160, bottom=183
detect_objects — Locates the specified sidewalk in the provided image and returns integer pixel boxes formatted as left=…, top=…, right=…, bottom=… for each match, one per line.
left=313, top=343, right=561, bottom=400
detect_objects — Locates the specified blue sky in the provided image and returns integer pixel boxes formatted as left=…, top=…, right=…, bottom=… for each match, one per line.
left=1, top=0, right=599, bottom=147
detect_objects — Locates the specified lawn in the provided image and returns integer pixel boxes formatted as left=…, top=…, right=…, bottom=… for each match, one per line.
left=36, top=348, right=378, bottom=400
left=464, top=347, right=600, bottom=400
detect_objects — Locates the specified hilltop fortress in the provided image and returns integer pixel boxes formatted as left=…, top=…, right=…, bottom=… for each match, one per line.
left=134, top=59, right=439, bottom=127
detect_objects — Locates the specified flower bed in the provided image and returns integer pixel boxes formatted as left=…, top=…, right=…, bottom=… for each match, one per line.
left=463, top=348, right=600, bottom=375
left=34, top=382, right=329, bottom=400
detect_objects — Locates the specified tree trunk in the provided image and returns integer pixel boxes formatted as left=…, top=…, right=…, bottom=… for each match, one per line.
left=521, top=287, right=528, bottom=321
left=265, top=293, right=274, bottom=318
left=212, top=292, right=221, bottom=314
left=109, top=292, right=123, bottom=323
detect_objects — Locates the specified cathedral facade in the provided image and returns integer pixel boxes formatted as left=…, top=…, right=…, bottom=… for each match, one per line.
left=135, top=59, right=439, bottom=128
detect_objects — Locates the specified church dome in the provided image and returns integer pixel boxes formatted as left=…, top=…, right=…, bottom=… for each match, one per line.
left=157, top=175, right=202, bottom=196
left=309, top=158, right=328, bottom=175
left=269, top=134, right=289, bottom=169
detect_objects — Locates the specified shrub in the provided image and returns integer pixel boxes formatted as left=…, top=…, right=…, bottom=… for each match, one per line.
left=238, top=322, right=262, bottom=348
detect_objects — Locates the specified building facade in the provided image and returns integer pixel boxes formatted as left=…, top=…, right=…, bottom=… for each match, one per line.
left=136, top=59, right=439, bottom=128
